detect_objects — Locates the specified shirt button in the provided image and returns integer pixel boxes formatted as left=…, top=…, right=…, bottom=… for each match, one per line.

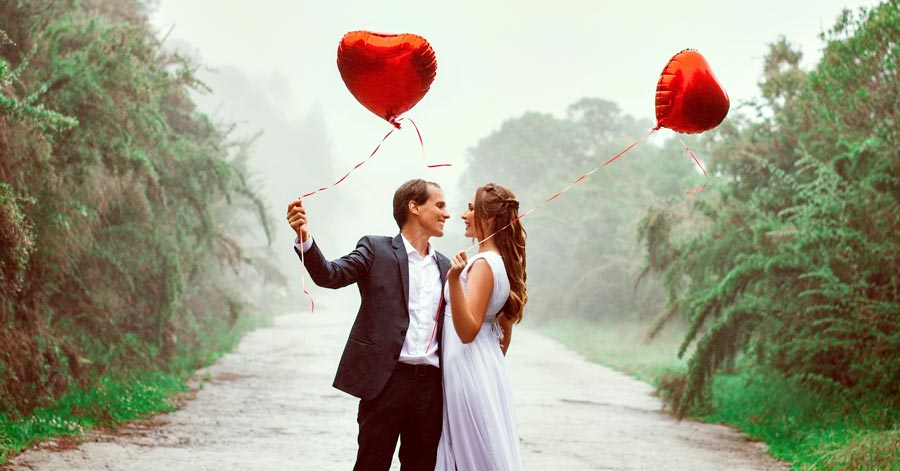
left=401, top=330, right=407, bottom=336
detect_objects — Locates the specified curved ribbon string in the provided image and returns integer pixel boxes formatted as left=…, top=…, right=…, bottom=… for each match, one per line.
left=464, top=127, right=659, bottom=254
left=299, top=118, right=451, bottom=201
left=297, top=133, right=389, bottom=313
left=403, top=117, right=452, bottom=169
left=678, top=137, right=709, bottom=195
left=463, top=127, right=709, bottom=254
left=296, top=118, right=451, bottom=313
left=300, top=127, right=396, bottom=199
left=295, top=127, right=396, bottom=313
left=299, top=239, right=315, bottom=314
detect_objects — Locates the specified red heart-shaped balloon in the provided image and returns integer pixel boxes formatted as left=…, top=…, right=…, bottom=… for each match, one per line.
left=337, top=31, right=437, bottom=128
left=655, top=49, right=729, bottom=134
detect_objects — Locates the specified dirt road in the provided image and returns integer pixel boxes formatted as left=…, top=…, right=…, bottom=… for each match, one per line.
left=5, top=293, right=787, bottom=470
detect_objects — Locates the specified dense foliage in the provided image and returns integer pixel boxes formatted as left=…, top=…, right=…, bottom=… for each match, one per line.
left=0, top=0, right=274, bottom=417
left=639, top=1, right=899, bottom=417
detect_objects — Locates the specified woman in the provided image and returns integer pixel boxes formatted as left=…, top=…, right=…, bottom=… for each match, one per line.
left=435, top=183, right=527, bottom=470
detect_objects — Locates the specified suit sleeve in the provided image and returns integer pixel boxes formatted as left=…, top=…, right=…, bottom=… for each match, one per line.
left=295, top=236, right=374, bottom=289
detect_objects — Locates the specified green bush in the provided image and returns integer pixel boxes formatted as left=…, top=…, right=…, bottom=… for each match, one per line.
left=638, top=0, right=900, bottom=418
left=0, top=0, right=275, bottom=419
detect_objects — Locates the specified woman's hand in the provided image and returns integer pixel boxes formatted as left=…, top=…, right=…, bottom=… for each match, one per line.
left=448, top=250, right=468, bottom=279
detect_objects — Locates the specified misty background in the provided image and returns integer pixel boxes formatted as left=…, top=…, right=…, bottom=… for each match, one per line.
left=148, top=0, right=878, bottom=312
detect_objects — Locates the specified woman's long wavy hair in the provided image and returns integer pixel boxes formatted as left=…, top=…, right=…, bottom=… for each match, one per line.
left=473, top=183, right=527, bottom=324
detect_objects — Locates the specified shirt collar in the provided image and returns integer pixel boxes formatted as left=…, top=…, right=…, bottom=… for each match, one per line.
left=401, top=234, right=435, bottom=260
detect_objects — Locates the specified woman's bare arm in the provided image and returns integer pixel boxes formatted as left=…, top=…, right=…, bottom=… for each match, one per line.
left=448, top=258, right=494, bottom=344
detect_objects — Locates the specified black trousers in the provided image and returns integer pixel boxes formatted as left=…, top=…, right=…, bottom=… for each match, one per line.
left=354, top=363, right=443, bottom=471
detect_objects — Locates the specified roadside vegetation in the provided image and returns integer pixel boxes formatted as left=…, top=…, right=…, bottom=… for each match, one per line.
left=0, top=0, right=284, bottom=462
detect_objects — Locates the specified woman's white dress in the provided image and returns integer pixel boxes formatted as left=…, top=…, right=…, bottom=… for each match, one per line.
left=435, top=251, right=523, bottom=471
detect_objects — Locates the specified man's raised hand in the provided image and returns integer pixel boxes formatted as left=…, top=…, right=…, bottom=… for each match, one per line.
left=287, top=199, right=309, bottom=242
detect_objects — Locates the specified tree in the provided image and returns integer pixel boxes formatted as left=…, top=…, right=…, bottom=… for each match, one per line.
left=639, top=1, right=900, bottom=417
left=0, top=0, right=272, bottom=415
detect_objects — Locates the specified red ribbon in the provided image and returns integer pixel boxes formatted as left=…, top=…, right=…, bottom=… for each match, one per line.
left=678, top=137, right=708, bottom=195
left=300, top=127, right=396, bottom=199
left=299, top=239, right=315, bottom=314
left=468, top=127, right=708, bottom=251
left=404, top=118, right=452, bottom=169
left=296, top=119, right=451, bottom=313
left=300, top=118, right=450, bottom=200
left=424, top=293, right=445, bottom=354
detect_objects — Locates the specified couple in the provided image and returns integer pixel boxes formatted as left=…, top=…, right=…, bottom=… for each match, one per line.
left=287, top=179, right=527, bottom=470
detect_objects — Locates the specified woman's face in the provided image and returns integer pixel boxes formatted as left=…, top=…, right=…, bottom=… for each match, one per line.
left=462, top=193, right=476, bottom=238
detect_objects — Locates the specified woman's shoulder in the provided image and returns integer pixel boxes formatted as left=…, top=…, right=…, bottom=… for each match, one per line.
left=471, top=251, right=505, bottom=274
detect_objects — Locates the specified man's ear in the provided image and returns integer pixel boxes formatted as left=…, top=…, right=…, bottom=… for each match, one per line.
left=408, top=200, right=419, bottom=215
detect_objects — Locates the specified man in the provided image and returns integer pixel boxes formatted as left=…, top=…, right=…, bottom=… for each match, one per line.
left=286, top=179, right=451, bottom=470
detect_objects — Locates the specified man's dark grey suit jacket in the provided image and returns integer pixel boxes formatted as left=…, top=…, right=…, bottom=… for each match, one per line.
left=297, top=233, right=450, bottom=400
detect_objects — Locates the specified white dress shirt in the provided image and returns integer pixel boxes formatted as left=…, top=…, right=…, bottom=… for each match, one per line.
left=296, top=235, right=441, bottom=367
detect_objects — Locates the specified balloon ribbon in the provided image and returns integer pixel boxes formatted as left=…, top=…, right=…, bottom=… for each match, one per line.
left=469, top=127, right=708, bottom=252
left=299, top=240, right=315, bottom=314
left=296, top=119, right=451, bottom=313
left=677, top=137, right=708, bottom=195
left=300, top=118, right=450, bottom=200
left=424, top=293, right=445, bottom=354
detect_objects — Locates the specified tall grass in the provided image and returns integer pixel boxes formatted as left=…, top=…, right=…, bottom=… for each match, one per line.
left=0, top=372, right=185, bottom=462
left=539, top=317, right=688, bottom=384
left=707, top=371, right=900, bottom=470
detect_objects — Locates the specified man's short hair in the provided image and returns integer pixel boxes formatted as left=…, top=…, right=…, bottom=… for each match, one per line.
left=393, top=179, right=441, bottom=229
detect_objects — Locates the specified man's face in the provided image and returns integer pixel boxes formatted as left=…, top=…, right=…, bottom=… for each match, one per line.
left=414, top=184, right=450, bottom=238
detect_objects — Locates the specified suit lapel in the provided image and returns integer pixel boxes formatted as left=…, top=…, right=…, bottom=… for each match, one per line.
left=392, top=234, right=410, bottom=307
left=437, top=255, right=449, bottom=285
left=435, top=252, right=450, bottom=368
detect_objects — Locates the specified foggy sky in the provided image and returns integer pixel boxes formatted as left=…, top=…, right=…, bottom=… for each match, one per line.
left=149, top=0, right=879, bottom=262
